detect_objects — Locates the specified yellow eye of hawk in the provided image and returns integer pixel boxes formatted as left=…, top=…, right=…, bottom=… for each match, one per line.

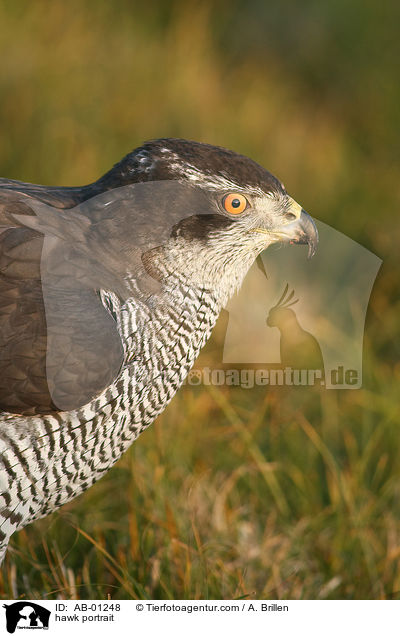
left=222, top=193, right=248, bottom=215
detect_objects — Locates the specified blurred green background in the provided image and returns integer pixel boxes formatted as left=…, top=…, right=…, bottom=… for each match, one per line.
left=0, top=0, right=399, bottom=599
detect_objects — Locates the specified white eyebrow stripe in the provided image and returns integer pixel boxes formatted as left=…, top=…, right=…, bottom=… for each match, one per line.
left=160, top=150, right=273, bottom=198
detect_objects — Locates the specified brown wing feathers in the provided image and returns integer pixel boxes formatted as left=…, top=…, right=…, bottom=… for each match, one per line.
left=0, top=185, right=125, bottom=415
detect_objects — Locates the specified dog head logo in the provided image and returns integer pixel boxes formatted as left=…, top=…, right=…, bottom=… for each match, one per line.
left=3, top=602, right=50, bottom=633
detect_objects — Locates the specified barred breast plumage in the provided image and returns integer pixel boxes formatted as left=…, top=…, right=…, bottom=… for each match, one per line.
left=0, top=138, right=318, bottom=562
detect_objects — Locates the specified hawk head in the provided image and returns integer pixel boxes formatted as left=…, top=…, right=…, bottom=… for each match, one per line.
left=97, top=139, right=318, bottom=296
left=102, top=138, right=318, bottom=300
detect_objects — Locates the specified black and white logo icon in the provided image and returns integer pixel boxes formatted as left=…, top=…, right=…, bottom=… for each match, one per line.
left=2, top=602, right=50, bottom=633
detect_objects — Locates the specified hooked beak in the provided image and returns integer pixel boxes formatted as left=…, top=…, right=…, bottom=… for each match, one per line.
left=251, top=198, right=318, bottom=259
left=287, top=208, right=319, bottom=258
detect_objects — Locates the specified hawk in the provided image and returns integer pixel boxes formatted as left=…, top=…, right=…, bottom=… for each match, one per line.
left=0, top=138, right=318, bottom=562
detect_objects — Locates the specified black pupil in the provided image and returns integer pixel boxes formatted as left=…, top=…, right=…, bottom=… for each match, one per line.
left=231, top=198, right=241, bottom=208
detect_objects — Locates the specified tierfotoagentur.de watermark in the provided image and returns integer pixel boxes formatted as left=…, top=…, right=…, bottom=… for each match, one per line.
left=185, top=366, right=358, bottom=388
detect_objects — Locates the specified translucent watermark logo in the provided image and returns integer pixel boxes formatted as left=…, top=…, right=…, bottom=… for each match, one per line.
left=217, top=219, right=381, bottom=389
